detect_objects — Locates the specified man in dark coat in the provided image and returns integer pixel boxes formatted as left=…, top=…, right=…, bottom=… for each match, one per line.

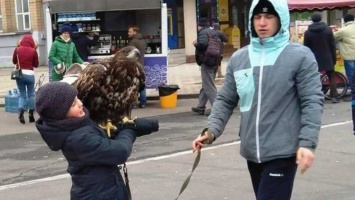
left=70, top=24, right=99, bottom=62
left=128, top=25, right=147, bottom=108
left=304, top=12, right=338, bottom=103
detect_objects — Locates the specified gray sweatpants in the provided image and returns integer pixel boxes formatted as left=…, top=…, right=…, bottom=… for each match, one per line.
left=197, top=64, right=218, bottom=108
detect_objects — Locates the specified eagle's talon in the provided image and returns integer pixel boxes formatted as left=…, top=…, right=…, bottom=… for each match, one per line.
left=122, top=116, right=137, bottom=124
left=99, top=119, right=117, bottom=138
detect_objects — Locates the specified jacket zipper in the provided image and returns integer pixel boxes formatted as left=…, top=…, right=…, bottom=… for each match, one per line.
left=255, top=43, right=265, bottom=163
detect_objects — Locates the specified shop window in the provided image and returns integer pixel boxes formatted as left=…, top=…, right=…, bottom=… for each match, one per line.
left=0, top=5, right=2, bottom=32
left=15, top=0, right=31, bottom=31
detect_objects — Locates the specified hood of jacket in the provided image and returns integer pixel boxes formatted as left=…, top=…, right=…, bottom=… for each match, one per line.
left=35, top=118, right=70, bottom=151
left=20, top=34, right=36, bottom=48
left=249, top=0, right=290, bottom=51
left=131, top=33, right=143, bottom=40
left=308, top=22, right=328, bottom=32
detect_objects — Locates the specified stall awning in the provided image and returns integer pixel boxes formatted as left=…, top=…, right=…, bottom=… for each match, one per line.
left=288, top=0, right=355, bottom=11
left=44, top=0, right=162, bottom=13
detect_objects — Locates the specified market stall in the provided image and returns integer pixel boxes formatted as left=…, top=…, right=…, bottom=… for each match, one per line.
left=43, top=0, right=168, bottom=88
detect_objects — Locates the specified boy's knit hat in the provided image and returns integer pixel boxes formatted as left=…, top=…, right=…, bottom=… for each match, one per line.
left=36, top=82, right=78, bottom=120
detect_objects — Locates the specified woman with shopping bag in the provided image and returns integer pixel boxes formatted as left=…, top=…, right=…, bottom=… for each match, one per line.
left=12, top=34, right=39, bottom=124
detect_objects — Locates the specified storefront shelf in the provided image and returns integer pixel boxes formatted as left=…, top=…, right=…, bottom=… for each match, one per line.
left=57, top=19, right=100, bottom=23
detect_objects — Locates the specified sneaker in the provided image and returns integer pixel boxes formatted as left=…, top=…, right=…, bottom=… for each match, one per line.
left=191, top=107, right=205, bottom=115
left=217, top=74, right=224, bottom=78
left=331, top=97, right=339, bottom=103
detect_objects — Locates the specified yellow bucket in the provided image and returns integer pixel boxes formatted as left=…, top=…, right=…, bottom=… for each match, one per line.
left=159, top=91, right=178, bottom=109
left=158, top=85, right=180, bottom=109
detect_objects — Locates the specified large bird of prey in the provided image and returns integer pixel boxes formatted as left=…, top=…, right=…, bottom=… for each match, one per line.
left=62, top=46, right=145, bottom=137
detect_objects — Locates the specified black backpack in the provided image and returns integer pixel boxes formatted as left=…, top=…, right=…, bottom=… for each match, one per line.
left=203, top=31, right=222, bottom=66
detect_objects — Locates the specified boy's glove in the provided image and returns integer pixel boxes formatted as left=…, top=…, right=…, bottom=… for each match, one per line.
left=119, top=117, right=159, bottom=137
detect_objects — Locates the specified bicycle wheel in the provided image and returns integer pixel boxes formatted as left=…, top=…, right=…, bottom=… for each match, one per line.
left=321, top=72, right=348, bottom=100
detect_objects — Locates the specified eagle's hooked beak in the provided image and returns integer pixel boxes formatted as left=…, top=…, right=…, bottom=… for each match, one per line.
left=127, top=48, right=141, bottom=60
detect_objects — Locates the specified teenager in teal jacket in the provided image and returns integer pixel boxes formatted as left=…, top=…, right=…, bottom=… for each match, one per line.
left=193, top=0, right=324, bottom=199
left=49, top=24, right=83, bottom=81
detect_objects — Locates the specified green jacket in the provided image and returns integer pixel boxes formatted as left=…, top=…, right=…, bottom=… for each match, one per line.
left=334, top=21, right=355, bottom=60
left=49, top=36, right=83, bottom=81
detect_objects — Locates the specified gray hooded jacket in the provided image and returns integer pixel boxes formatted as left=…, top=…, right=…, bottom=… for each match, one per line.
left=207, top=0, right=324, bottom=163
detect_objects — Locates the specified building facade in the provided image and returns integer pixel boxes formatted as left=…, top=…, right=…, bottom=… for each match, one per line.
left=0, top=0, right=46, bottom=67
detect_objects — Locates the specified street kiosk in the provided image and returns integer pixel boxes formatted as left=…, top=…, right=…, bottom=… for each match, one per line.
left=43, top=0, right=168, bottom=89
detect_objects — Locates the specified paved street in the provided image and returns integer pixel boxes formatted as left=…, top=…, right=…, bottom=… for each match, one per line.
left=0, top=98, right=354, bottom=200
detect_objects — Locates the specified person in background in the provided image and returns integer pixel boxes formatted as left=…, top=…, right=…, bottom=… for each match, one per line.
left=191, top=17, right=219, bottom=116
left=70, top=24, right=99, bottom=62
left=12, top=34, right=39, bottom=124
left=334, top=14, right=355, bottom=101
left=212, top=22, right=228, bottom=78
left=128, top=25, right=147, bottom=108
left=49, top=23, right=83, bottom=81
left=35, top=82, right=159, bottom=200
left=192, top=0, right=323, bottom=199
left=304, top=12, right=338, bottom=103
left=335, top=14, right=355, bottom=134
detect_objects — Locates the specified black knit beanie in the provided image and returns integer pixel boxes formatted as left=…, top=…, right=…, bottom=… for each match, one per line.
left=36, top=82, right=78, bottom=120
left=253, top=0, right=279, bottom=18
left=198, top=17, right=210, bottom=27
left=311, top=12, right=322, bottom=22
left=344, top=14, right=355, bottom=23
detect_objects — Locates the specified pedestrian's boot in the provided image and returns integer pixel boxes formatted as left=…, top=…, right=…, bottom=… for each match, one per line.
left=191, top=106, right=205, bottom=115
left=29, top=109, right=35, bottom=123
left=331, top=97, right=339, bottom=104
left=19, top=108, right=25, bottom=124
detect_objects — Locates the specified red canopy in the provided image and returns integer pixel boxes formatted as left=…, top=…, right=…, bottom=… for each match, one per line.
left=288, top=0, right=355, bottom=11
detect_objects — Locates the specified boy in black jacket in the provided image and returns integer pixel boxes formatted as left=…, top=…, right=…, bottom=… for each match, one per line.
left=35, top=82, right=159, bottom=200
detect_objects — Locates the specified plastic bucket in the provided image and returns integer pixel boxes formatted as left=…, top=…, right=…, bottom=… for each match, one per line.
left=158, top=85, right=180, bottom=109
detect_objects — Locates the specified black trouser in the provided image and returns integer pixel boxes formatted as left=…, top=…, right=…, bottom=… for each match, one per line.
left=247, top=156, right=298, bottom=200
